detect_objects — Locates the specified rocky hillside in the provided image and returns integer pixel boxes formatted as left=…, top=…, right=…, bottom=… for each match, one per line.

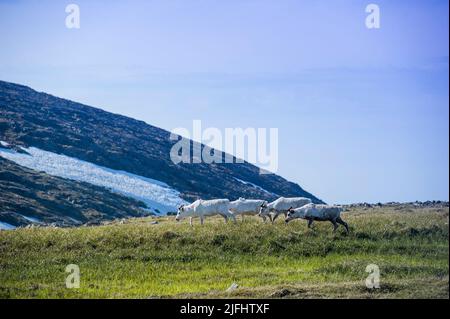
left=0, top=80, right=322, bottom=226
left=0, top=157, right=148, bottom=227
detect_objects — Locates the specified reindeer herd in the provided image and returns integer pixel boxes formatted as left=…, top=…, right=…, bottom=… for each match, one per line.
left=175, top=197, right=349, bottom=233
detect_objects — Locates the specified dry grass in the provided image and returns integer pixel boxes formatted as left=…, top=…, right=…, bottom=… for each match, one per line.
left=0, top=205, right=448, bottom=299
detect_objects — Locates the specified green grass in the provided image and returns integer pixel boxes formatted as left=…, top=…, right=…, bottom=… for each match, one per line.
left=0, top=206, right=448, bottom=299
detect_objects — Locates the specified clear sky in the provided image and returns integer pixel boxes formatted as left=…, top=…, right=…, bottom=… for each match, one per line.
left=0, top=0, right=448, bottom=203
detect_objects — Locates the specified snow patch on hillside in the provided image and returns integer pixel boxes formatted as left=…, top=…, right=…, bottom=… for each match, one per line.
left=0, top=221, right=16, bottom=230
left=0, top=145, right=187, bottom=214
left=20, top=215, right=41, bottom=223
left=233, top=177, right=279, bottom=197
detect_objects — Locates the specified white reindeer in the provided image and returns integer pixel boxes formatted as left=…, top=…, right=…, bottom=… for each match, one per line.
left=229, top=198, right=268, bottom=222
left=175, top=199, right=236, bottom=226
left=259, top=197, right=312, bottom=223
left=285, top=203, right=349, bottom=233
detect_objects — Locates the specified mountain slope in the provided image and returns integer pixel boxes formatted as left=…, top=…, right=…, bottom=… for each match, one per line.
left=0, top=157, right=148, bottom=228
left=0, top=80, right=322, bottom=215
left=0, top=145, right=186, bottom=215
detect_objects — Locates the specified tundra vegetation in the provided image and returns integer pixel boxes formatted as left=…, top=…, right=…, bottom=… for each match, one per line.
left=0, top=204, right=448, bottom=299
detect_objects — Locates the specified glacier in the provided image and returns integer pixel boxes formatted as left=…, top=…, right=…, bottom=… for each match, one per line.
left=0, top=144, right=187, bottom=214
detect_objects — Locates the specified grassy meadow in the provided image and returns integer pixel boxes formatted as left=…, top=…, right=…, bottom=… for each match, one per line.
left=0, top=205, right=448, bottom=299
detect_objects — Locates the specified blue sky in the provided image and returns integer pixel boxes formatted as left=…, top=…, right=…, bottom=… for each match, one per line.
left=0, top=0, right=448, bottom=203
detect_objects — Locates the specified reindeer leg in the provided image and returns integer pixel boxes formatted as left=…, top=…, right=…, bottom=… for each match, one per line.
left=271, top=212, right=280, bottom=223
left=221, top=213, right=228, bottom=223
left=336, top=217, right=349, bottom=234
left=331, top=219, right=338, bottom=232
